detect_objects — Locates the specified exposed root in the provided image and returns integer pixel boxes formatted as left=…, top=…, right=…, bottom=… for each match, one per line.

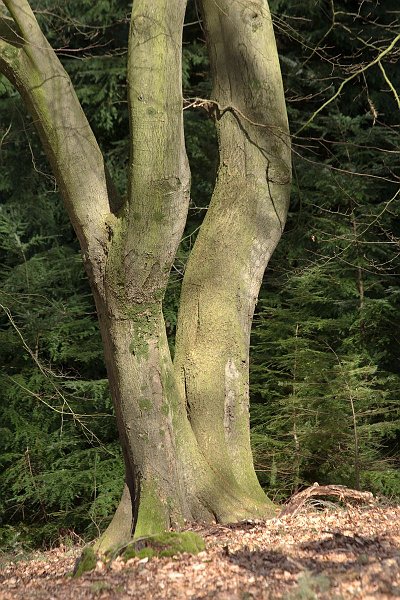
left=280, top=484, right=375, bottom=517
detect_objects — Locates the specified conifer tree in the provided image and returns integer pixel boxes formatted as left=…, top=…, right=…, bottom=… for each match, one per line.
left=250, top=0, right=400, bottom=500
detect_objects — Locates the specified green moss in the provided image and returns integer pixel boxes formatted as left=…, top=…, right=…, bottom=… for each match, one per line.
left=153, top=210, right=165, bottom=224
left=1, top=45, right=20, bottom=62
left=133, top=481, right=168, bottom=538
left=162, top=370, right=179, bottom=414
left=139, top=397, right=152, bottom=411
left=129, top=337, right=149, bottom=360
left=124, top=546, right=155, bottom=560
left=125, top=300, right=162, bottom=321
left=161, top=402, right=169, bottom=416
left=154, top=288, right=165, bottom=302
left=73, top=546, right=97, bottom=577
left=126, top=302, right=161, bottom=361
left=122, top=531, right=205, bottom=561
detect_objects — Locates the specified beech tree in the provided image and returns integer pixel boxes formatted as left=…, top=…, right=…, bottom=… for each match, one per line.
left=0, top=0, right=291, bottom=551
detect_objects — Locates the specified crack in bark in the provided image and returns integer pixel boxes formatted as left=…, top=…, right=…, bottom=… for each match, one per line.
left=182, top=366, right=192, bottom=423
left=196, top=296, right=201, bottom=339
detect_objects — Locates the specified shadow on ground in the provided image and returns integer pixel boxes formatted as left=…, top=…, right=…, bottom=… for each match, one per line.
left=226, top=532, right=400, bottom=598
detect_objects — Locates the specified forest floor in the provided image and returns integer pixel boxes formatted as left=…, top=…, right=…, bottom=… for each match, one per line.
left=1, top=504, right=400, bottom=599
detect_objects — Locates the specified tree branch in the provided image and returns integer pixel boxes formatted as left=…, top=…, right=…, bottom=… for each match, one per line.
left=123, top=0, right=190, bottom=299
left=3, top=0, right=43, bottom=49
left=378, top=60, right=400, bottom=110
left=0, top=0, right=113, bottom=288
left=0, top=13, right=23, bottom=46
left=174, top=0, right=291, bottom=501
left=295, top=32, right=400, bottom=135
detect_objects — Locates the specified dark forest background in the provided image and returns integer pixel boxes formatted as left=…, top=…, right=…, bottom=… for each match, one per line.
left=1, top=0, right=399, bottom=549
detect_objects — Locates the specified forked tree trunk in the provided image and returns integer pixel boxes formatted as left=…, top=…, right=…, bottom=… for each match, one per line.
left=0, top=0, right=291, bottom=553
left=95, top=299, right=278, bottom=551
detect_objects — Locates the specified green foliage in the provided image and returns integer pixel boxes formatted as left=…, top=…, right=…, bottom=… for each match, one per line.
left=0, top=258, right=123, bottom=546
left=0, top=76, right=122, bottom=548
left=250, top=179, right=400, bottom=497
left=250, top=0, right=400, bottom=500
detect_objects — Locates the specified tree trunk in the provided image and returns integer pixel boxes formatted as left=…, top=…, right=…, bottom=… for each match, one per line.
left=95, top=301, right=191, bottom=548
left=94, top=293, right=277, bottom=552
left=174, top=0, right=291, bottom=503
left=0, top=0, right=291, bottom=553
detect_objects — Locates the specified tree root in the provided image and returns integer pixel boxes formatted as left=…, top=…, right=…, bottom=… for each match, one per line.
left=280, top=484, right=375, bottom=517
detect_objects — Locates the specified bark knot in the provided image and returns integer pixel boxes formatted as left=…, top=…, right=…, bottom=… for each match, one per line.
left=242, top=4, right=263, bottom=31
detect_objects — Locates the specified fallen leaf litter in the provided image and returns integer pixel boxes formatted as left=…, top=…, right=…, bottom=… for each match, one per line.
left=1, top=505, right=399, bottom=599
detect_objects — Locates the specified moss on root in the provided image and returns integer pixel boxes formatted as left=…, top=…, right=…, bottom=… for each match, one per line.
left=122, top=531, right=205, bottom=560
left=72, top=546, right=97, bottom=577
left=73, top=531, right=205, bottom=576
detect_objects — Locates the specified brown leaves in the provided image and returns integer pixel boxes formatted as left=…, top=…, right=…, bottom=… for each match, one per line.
left=1, top=505, right=400, bottom=599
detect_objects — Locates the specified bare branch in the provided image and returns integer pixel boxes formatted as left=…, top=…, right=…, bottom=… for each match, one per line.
left=295, top=32, right=400, bottom=135
left=378, top=60, right=400, bottom=109
left=0, top=12, right=23, bottom=46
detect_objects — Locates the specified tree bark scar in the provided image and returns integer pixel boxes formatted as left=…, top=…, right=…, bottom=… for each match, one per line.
left=196, top=296, right=201, bottom=338
left=131, top=469, right=141, bottom=532
left=121, top=441, right=137, bottom=534
left=241, top=2, right=263, bottom=31
left=182, top=366, right=192, bottom=423
left=224, top=358, right=240, bottom=437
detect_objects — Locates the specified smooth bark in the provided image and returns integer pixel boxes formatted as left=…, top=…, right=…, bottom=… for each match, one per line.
left=93, top=0, right=194, bottom=546
left=174, top=0, right=291, bottom=501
